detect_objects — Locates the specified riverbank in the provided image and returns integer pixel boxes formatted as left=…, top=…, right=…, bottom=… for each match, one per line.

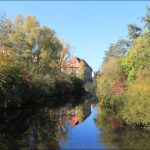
left=0, top=14, right=88, bottom=109
left=0, top=54, right=95, bottom=110
left=96, top=8, right=150, bottom=127
left=0, top=65, right=85, bottom=109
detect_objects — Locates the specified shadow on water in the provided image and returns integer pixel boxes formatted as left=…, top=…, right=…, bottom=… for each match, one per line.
left=95, top=104, right=150, bottom=149
left=0, top=94, right=96, bottom=150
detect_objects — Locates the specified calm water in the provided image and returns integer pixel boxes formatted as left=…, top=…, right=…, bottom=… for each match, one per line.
left=60, top=104, right=104, bottom=150
left=0, top=95, right=150, bottom=149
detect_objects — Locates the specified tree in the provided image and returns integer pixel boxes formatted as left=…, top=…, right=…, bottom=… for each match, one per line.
left=77, top=60, right=86, bottom=81
left=59, top=42, right=71, bottom=70
left=6, top=15, right=40, bottom=73
left=36, top=26, right=63, bottom=74
left=0, top=13, right=83, bottom=108
left=128, top=24, right=141, bottom=41
left=96, top=6, right=150, bottom=127
left=0, top=14, right=65, bottom=75
left=141, top=7, right=150, bottom=32
left=103, top=39, right=130, bottom=63
left=0, top=13, right=13, bottom=53
left=122, top=33, right=150, bottom=83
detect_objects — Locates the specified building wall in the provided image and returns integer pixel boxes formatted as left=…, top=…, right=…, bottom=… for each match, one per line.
left=63, top=66, right=92, bottom=81
left=63, top=67, right=92, bottom=81
left=86, top=66, right=92, bottom=81
left=63, top=59, right=92, bottom=81
left=64, top=67, right=77, bottom=75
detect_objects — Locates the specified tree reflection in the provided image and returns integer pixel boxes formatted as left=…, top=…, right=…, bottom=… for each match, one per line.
left=0, top=94, right=95, bottom=150
left=95, top=104, right=150, bottom=149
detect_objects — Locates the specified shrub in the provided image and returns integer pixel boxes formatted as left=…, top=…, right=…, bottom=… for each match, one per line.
left=121, top=79, right=150, bottom=125
left=55, top=75, right=73, bottom=95
left=110, top=82, right=127, bottom=95
left=69, top=75, right=84, bottom=93
left=127, top=68, right=137, bottom=84
left=31, top=74, right=57, bottom=99
left=30, top=74, right=84, bottom=103
left=84, top=81, right=96, bottom=94
left=0, top=62, right=27, bottom=108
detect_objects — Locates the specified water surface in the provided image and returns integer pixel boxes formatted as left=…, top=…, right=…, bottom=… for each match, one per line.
left=0, top=95, right=150, bottom=149
left=60, top=104, right=104, bottom=149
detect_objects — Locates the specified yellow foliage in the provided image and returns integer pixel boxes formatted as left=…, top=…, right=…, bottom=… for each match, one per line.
left=102, top=57, right=120, bottom=78
left=122, top=79, right=150, bottom=125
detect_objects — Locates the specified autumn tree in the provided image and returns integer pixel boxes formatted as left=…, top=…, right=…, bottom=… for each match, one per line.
left=35, top=26, right=63, bottom=74
left=0, top=13, right=85, bottom=108
left=0, top=15, right=66, bottom=75
left=59, top=42, right=71, bottom=71
left=0, top=13, right=13, bottom=53
left=96, top=7, right=150, bottom=126
left=9, top=15, right=40, bottom=73
left=122, top=33, right=150, bottom=83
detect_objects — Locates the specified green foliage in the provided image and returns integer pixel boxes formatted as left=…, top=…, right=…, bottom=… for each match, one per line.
left=0, top=14, right=83, bottom=108
left=96, top=57, right=124, bottom=100
left=31, top=74, right=57, bottom=98
left=128, top=24, right=141, bottom=41
left=0, top=14, right=65, bottom=75
left=122, top=33, right=150, bottom=83
left=96, top=74, right=112, bottom=100
left=103, top=39, right=130, bottom=63
left=67, top=75, right=84, bottom=93
left=77, top=60, right=86, bottom=81
left=96, top=8, right=150, bottom=126
left=0, top=53, right=28, bottom=108
left=121, top=80, right=150, bottom=125
left=36, top=26, right=63, bottom=74
left=127, top=68, right=136, bottom=83
left=84, top=81, right=96, bottom=93
left=31, top=73, right=84, bottom=102
left=141, top=7, right=150, bottom=31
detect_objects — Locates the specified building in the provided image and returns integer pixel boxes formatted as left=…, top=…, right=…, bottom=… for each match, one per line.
left=62, top=57, right=92, bottom=81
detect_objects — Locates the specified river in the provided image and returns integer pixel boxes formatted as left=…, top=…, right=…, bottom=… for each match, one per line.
left=0, top=94, right=150, bottom=149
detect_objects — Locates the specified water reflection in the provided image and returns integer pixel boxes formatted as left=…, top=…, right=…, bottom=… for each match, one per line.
left=95, top=104, right=150, bottom=149
left=0, top=95, right=95, bottom=150
left=2, top=95, right=150, bottom=150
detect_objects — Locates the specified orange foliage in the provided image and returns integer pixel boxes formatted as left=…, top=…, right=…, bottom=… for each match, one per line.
left=110, top=82, right=127, bottom=95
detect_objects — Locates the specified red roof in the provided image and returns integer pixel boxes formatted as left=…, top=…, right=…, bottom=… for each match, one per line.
left=66, top=57, right=92, bottom=69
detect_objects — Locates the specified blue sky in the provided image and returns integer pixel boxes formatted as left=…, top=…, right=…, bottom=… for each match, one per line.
left=0, top=1, right=149, bottom=71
